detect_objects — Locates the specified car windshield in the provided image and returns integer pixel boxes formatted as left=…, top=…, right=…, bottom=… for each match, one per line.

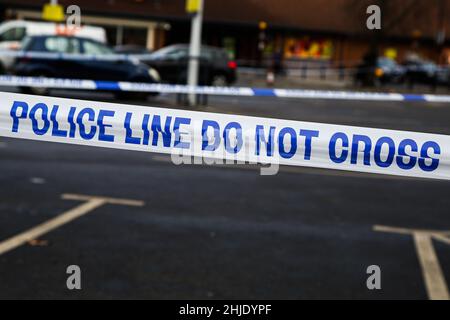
left=82, top=39, right=114, bottom=55
left=150, top=45, right=187, bottom=58
left=20, top=36, right=33, bottom=50
left=21, top=36, right=114, bottom=56
left=44, top=37, right=81, bottom=54
left=22, top=36, right=82, bottom=54
left=422, top=61, right=436, bottom=68
left=0, top=26, right=26, bottom=41
left=378, top=58, right=397, bottom=68
left=150, top=45, right=228, bottom=61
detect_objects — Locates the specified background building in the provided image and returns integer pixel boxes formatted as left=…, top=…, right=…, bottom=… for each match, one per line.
left=1, top=0, right=449, bottom=67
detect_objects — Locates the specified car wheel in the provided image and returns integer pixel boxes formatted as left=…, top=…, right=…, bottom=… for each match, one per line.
left=211, top=74, right=227, bottom=87
left=20, top=73, right=50, bottom=96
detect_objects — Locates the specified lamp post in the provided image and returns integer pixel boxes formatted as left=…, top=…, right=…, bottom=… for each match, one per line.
left=187, top=0, right=204, bottom=106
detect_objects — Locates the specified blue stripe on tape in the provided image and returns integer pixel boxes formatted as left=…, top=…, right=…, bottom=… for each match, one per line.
left=94, top=81, right=120, bottom=91
left=1, top=75, right=450, bottom=103
left=252, top=88, right=276, bottom=96
left=402, top=94, right=426, bottom=102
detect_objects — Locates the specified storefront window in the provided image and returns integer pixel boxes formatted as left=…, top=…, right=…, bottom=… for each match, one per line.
left=284, top=37, right=333, bottom=59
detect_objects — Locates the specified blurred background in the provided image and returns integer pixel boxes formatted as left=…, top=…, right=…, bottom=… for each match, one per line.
left=0, top=0, right=449, bottom=92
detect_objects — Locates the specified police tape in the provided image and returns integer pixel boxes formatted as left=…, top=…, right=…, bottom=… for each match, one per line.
left=0, top=50, right=149, bottom=62
left=1, top=91, right=449, bottom=180
left=1, top=75, right=450, bottom=102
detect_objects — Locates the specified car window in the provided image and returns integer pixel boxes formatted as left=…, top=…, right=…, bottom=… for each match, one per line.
left=165, top=48, right=188, bottom=59
left=378, top=58, right=396, bottom=68
left=151, top=46, right=183, bottom=57
left=20, top=36, right=33, bottom=50
left=200, top=48, right=214, bottom=60
left=82, top=40, right=114, bottom=55
left=44, top=37, right=81, bottom=54
left=152, top=45, right=188, bottom=58
left=213, top=50, right=229, bottom=61
left=216, top=50, right=229, bottom=60
left=0, top=27, right=26, bottom=42
left=423, top=61, right=436, bottom=67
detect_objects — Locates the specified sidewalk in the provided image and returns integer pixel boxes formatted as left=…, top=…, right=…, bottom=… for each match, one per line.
left=236, top=70, right=450, bottom=95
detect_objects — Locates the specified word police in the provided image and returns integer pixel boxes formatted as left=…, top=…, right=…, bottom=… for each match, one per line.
left=10, top=100, right=441, bottom=173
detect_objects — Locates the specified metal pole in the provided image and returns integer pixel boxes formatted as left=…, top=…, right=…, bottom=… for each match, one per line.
left=187, top=0, right=204, bottom=106
left=116, top=25, right=124, bottom=46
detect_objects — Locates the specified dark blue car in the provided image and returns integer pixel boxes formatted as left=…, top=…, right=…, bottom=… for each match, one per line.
left=12, top=35, right=160, bottom=99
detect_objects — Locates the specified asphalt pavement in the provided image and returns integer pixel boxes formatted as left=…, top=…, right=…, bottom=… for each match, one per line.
left=0, top=88, right=449, bottom=299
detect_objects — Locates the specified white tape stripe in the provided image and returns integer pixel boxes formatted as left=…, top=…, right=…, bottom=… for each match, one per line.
left=274, top=89, right=405, bottom=101
left=424, top=94, right=450, bottom=103
left=0, top=50, right=145, bottom=62
left=0, top=91, right=449, bottom=180
left=0, top=75, right=449, bottom=103
left=118, top=82, right=255, bottom=96
left=0, top=76, right=96, bottom=90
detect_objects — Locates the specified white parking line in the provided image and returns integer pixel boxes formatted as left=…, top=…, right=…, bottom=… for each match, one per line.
left=30, top=177, right=46, bottom=184
left=374, top=225, right=450, bottom=300
left=0, top=194, right=144, bottom=256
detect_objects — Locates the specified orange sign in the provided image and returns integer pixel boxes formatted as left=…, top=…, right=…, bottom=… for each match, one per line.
left=55, top=24, right=82, bottom=36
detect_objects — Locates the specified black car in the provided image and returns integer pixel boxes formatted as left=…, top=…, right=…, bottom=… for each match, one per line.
left=114, top=44, right=153, bottom=55
left=376, top=57, right=406, bottom=84
left=354, top=57, right=405, bottom=86
left=12, top=35, right=160, bottom=98
left=140, top=44, right=237, bottom=86
left=403, top=58, right=448, bottom=88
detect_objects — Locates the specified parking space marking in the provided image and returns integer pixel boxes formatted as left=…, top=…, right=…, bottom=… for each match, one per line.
left=30, top=177, right=46, bottom=184
left=374, top=225, right=450, bottom=300
left=0, top=194, right=144, bottom=256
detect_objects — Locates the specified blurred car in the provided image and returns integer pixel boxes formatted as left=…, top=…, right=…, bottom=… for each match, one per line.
left=12, top=35, right=160, bottom=99
left=0, top=20, right=106, bottom=73
left=354, top=57, right=405, bottom=86
left=114, top=44, right=152, bottom=55
left=140, top=44, right=237, bottom=86
left=403, top=58, right=448, bottom=87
